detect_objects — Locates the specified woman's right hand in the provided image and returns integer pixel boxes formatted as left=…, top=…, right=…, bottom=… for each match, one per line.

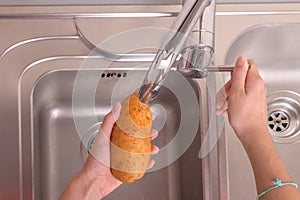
left=216, top=57, right=300, bottom=200
left=216, top=56, right=268, bottom=143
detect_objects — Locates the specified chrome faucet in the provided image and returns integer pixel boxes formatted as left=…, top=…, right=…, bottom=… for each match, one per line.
left=139, top=0, right=233, bottom=102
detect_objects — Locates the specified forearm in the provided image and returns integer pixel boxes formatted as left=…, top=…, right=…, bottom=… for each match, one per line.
left=60, top=105, right=123, bottom=200
left=60, top=168, right=103, bottom=200
left=217, top=57, right=300, bottom=199
left=239, top=127, right=300, bottom=199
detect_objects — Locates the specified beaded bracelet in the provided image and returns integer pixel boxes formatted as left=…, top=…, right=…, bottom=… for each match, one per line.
left=256, top=178, right=298, bottom=200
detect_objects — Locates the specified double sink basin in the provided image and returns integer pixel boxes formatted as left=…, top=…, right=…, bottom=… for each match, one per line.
left=1, top=4, right=300, bottom=200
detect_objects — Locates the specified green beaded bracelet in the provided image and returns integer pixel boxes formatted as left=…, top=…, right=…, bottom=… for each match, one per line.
left=256, top=178, right=298, bottom=200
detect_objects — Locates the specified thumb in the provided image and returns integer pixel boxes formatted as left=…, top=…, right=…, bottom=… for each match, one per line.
left=230, top=56, right=249, bottom=93
left=88, top=103, right=121, bottom=167
left=100, top=103, right=121, bottom=138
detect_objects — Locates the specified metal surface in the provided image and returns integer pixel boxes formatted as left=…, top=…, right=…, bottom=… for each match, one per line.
left=33, top=69, right=203, bottom=200
left=0, top=12, right=178, bottom=20
left=207, top=65, right=234, bottom=72
left=177, top=43, right=234, bottom=78
left=176, top=0, right=216, bottom=78
left=138, top=0, right=215, bottom=100
left=0, top=0, right=298, bottom=6
left=267, top=91, right=300, bottom=144
left=0, top=4, right=222, bottom=200
left=268, top=111, right=290, bottom=133
left=217, top=0, right=300, bottom=3
left=224, top=23, right=300, bottom=199
left=216, top=10, right=300, bottom=16
left=0, top=0, right=182, bottom=6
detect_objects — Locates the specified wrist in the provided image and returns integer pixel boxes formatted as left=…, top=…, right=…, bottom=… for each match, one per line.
left=236, top=126, right=271, bottom=148
left=60, top=167, right=103, bottom=200
left=78, top=168, right=104, bottom=199
left=80, top=155, right=122, bottom=199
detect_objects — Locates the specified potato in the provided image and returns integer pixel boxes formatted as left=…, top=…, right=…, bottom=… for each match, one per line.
left=110, top=93, right=152, bottom=183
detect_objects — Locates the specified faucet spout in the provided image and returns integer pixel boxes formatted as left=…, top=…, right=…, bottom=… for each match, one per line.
left=139, top=0, right=215, bottom=101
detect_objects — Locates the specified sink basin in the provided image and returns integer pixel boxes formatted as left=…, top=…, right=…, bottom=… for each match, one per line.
left=32, top=68, right=203, bottom=200
left=224, top=23, right=300, bottom=199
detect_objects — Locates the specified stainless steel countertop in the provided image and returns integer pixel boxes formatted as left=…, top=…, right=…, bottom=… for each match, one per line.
left=0, top=0, right=299, bottom=6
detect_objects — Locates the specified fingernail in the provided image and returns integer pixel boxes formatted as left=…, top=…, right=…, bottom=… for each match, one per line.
left=236, top=57, right=245, bottom=67
left=151, top=129, right=158, bottom=140
left=148, top=159, right=156, bottom=169
left=112, top=103, right=121, bottom=120
left=152, top=146, right=159, bottom=155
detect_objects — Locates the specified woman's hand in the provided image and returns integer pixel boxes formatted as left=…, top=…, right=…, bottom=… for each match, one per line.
left=60, top=103, right=159, bottom=200
left=216, top=57, right=300, bottom=200
left=216, top=56, right=268, bottom=143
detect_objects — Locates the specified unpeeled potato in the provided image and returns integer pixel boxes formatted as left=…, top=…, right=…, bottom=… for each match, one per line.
left=110, top=93, right=152, bottom=183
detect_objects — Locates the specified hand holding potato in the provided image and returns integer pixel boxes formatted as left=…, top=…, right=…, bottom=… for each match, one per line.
left=110, top=93, right=154, bottom=183
left=60, top=102, right=158, bottom=200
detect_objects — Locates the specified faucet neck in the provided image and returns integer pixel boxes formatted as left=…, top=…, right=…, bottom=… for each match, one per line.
left=138, top=0, right=216, bottom=101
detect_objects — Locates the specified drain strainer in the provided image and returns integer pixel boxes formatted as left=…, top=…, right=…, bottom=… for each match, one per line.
left=267, top=91, right=300, bottom=144
left=268, top=111, right=289, bottom=133
left=80, top=122, right=101, bottom=162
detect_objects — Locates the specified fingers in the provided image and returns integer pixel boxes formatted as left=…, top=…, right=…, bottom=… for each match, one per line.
left=149, top=136, right=160, bottom=169
left=99, top=103, right=160, bottom=171
left=111, top=102, right=121, bottom=121
left=148, top=145, right=159, bottom=169
left=245, top=59, right=261, bottom=81
left=100, top=103, right=121, bottom=138
left=148, top=159, right=155, bottom=169
left=151, top=145, right=159, bottom=155
left=150, top=129, right=158, bottom=140
left=147, top=145, right=159, bottom=170
left=245, top=59, right=266, bottom=94
left=230, top=56, right=250, bottom=94
left=152, top=112, right=156, bottom=120
left=150, top=129, right=159, bottom=154
left=247, top=59, right=259, bottom=76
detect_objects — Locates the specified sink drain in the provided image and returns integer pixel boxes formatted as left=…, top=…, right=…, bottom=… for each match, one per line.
left=267, top=91, right=300, bottom=143
left=268, top=111, right=289, bottom=132
left=80, top=122, right=101, bottom=162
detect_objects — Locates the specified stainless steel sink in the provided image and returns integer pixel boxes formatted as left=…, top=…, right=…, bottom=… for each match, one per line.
left=0, top=4, right=224, bottom=200
left=224, top=23, right=300, bottom=200
left=32, top=69, right=203, bottom=200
